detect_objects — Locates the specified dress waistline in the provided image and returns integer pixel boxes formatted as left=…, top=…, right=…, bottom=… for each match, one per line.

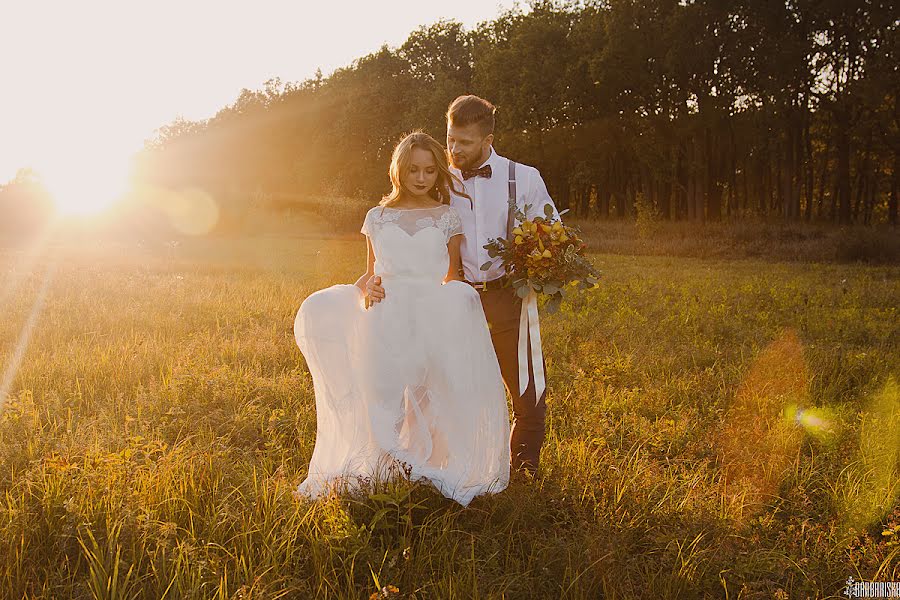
left=378, top=274, right=443, bottom=285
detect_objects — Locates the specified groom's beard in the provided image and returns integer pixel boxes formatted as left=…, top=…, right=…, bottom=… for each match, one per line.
left=450, top=152, right=483, bottom=171
left=449, top=154, right=469, bottom=170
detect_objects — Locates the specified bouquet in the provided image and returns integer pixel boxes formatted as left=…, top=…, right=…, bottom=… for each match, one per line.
left=480, top=201, right=601, bottom=313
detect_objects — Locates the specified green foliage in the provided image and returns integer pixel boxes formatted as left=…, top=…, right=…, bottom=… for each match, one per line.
left=118, top=1, right=899, bottom=228
left=0, top=169, right=56, bottom=237
left=634, top=192, right=662, bottom=240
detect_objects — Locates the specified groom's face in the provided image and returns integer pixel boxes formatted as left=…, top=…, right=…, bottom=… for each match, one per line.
left=447, top=123, right=493, bottom=171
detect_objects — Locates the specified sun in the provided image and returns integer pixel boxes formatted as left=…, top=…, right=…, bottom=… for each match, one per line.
left=36, top=153, right=133, bottom=217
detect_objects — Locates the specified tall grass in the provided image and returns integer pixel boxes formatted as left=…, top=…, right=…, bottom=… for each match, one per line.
left=0, top=216, right=897, bottom=598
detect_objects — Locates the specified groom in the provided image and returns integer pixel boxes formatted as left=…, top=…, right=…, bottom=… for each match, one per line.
left=367, top=95, right=561, bottom=477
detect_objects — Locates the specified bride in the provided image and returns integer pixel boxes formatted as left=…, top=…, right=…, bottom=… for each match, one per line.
left=293, top=131, right=510, bottom=507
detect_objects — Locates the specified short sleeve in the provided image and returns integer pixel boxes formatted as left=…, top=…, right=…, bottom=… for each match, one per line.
left=525, top=167, right=561, bottom=222
left=445, top=206, right=463, bottom=240
left=360, top=208, right=373, bottom=236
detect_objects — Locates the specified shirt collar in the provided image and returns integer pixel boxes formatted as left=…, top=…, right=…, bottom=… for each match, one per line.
left=450, top=146, right=502, bottom=178
left=474, top=147, right=493, bottom=170
left=475, top=146, right=504, bottom=173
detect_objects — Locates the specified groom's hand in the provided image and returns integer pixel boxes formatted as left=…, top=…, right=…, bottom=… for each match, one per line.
left=365, top=275, right=385, bottom=307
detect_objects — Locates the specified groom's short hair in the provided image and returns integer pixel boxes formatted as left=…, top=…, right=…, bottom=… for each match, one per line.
left=447, top=95, right=495, bottom=136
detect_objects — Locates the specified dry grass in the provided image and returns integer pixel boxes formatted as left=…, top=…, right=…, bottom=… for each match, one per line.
left=573, top=218, right=900, bottom=265
left=0, top=211, right=897, bottom=599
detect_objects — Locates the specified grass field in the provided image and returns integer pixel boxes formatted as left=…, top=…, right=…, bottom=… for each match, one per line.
left=0, top=215, right=898, bottom=599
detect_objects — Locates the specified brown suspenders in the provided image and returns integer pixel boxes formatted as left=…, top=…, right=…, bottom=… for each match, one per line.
left=469, top=159, right=518, bottom=290
left=507, top=160, right=517, bottom=240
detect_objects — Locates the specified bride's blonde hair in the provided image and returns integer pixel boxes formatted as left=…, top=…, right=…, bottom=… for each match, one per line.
left=380, top=131, right=470, bottom=207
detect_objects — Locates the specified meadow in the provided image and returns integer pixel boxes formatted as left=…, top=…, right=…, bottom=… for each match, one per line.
left=0, top=212, right=898, bottom=599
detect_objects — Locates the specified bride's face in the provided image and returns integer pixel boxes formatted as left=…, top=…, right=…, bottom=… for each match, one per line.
left=403, top=147, right=439, bottom=198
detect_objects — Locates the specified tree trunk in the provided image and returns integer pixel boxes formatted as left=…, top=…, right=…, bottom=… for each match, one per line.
left=707, top=180, right=722, bottom=221
left=598, top=185, right=610, bottom=218
left=804, top=112, right=814, bottom=221
left=790, top=113, right=802, bottom=219
left=891, top=151, right=898, bottom=226
left=835, top=105, right=852, bottom=224
left=853, top=132, right=872, bottom=222
left=660, top=176, right=672, bottom=220
left=687, top=168, right=696, bottom=221
left=687, top=136, right=701, bottom=221
left=675, top=141, right=688, bottom=220
left=615, top=163, right=626, bottom=218
left=864, top=168, right=877, bottom=225
left=761, top=137, right=770, bottom=216
left=705, top=127, right=721, bottom=220
left=729, top=123, right=737, bottom=217
left=775, top=134, right=784, bottom=216
left=831, top=172, right=839, bottom=221
left=782, top=115, right=793, bottom=218
left=816, top=138, right=830, bottom=220
left=625, top=174, right=635, bottom=219
left=613, top=159, right=625, bottom=219
left=741, top=157, right=750, bottom=214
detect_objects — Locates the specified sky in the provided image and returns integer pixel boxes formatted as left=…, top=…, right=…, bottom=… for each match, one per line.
left=0, top=0, right=519, bottom=185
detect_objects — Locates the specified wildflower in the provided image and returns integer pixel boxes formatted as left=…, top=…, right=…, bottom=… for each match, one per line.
left=369, top=585, right=400, bottom=600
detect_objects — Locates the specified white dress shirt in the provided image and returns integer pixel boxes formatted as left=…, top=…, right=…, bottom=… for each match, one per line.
left=449, top=147, right=561, bottom=282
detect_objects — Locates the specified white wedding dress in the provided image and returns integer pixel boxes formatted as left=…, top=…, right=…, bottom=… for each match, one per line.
left=293, top=204, right=510, bottom=506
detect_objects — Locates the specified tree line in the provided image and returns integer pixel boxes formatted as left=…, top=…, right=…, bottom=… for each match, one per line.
left=107, top=1, right=900, bottom=225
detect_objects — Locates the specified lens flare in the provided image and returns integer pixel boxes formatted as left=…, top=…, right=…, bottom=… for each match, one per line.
left=784, top=403, right=837, bottom=442
left=834, top=377, right=900, bottom=534
left=718, top=329, right=809, bottom=519
left=157, top=186, right=219, bottom=235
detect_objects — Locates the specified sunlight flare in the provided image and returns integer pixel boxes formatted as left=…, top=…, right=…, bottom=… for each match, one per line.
left=36, top=154, right=132, bottom=217
left=0, top=259, right=56, bottom=413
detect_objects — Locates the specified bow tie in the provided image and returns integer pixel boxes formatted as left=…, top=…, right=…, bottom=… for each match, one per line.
left=461, top=164, right=492, bottom=180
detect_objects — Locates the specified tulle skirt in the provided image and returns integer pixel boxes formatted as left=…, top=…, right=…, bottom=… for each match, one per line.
left=293, top=278, right=510, bottom=506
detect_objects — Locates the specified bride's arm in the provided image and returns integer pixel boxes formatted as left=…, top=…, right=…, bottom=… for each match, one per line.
left=443, top=234, right=465, bottom=284
left=354, top=236, right=377, bottom=293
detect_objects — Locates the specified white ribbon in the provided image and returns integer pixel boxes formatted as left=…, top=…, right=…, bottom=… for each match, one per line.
left=517, top=289, right=545, bottom=405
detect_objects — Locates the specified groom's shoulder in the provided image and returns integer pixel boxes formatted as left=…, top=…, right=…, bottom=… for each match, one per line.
left=503, top=156, right=544, bottom=181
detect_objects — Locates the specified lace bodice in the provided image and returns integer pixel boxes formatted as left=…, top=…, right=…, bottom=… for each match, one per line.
left=361, top=204, right=463, bottom=240
left=360, top=204, right=463, bottom=283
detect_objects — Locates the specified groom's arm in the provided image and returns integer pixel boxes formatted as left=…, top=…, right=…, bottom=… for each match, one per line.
left=523, top=166, right=562, bottom=222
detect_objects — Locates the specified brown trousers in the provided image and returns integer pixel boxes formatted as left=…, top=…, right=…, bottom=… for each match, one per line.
left=478, top=284, right=548, bottom=475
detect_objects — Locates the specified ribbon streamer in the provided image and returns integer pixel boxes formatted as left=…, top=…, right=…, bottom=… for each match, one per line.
left=517, top=289, right=545, bottom=405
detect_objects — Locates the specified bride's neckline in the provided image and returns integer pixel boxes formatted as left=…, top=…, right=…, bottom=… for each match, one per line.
left=381, top=204, right=445, bottom=211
